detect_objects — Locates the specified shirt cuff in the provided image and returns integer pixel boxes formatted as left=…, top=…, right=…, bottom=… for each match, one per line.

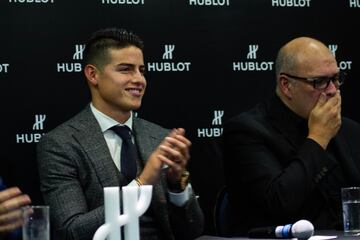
left=168, top=184, right=192, bottom=207
left=128, top=181, right=192, bottom=207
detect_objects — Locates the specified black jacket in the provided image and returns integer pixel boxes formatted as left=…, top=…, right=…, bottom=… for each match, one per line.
left=222, top=95, right=360, bottom=235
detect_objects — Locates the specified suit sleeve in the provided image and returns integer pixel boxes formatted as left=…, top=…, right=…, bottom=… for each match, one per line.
left=168, top=187, right=204, bottom=240
left=130, top=118, right=204, bottom=239
left=222, top=117, right=338, bottom=220
left=37, top=132, right=104, bottom=240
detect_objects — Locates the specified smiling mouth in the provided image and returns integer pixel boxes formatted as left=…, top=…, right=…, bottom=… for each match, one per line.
left=126, top=88, right=143, bottom=95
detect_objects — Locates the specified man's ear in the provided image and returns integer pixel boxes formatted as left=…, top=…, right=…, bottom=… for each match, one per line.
left=279, top=75, right=294, bottom=99
left=84, top=64, right=99, bottom=86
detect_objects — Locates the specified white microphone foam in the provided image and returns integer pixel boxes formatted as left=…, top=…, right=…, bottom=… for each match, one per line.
left=291, top=219, right=314, bottom=239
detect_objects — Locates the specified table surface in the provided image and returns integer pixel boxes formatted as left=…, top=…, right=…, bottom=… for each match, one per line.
left=196, top=230, right=359, bottom=240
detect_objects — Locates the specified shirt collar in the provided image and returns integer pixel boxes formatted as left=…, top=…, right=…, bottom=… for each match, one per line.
left=90, top=103, right=133, bottom=133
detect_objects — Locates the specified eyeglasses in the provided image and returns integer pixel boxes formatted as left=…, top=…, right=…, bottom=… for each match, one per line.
left=280, top=71, right=346, bottom=90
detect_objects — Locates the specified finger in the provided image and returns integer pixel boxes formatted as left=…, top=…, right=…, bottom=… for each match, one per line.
left=0, top=209, right=22, bottom=225
left=0, top=219, right=23, bottom=233
left=174, top=134, right=191, bottom=147
left=159, top=145, right=183, bottom=162
left=328, top=92, right=342, bottom=112
left=165, top=137, right=190, bottom=160
left=166, top=136, right=192, bottom=151
left=174, top=128, right=185, bottom=136
left=158, top=155, right=183, bottom=172
left=168, top=129, right=179, bottom=138
left=0, top=187, right=22, bottom=202
left=160, top=129, right=180, bottom=148
left=173, top=128, right=191, bottom=147
left=165, top=137, right=186, bottom=149
left=0, top=194, right=31, bottom=215
left=316, top=92, right=327, bottom=107
left=337, top=90, right=342, bottom=105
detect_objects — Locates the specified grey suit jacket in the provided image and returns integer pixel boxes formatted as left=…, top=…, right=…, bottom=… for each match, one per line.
left=37, top=106, right=204, bottom=240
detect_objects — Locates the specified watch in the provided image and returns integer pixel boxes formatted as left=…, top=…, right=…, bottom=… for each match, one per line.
left=168, top=170, right=190, bottom=192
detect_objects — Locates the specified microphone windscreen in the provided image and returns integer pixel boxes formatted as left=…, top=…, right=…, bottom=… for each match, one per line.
left=291, top=220, right=314, bottom=239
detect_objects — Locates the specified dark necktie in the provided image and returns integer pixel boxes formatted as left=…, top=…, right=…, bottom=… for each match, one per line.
left=111, top=125, right=137, bottom=181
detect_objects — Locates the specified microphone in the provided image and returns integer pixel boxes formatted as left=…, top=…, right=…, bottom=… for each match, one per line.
left=248, top=220, right=314, bottom=239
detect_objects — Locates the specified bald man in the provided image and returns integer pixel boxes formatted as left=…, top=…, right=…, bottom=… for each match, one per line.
left=222, top=37, right=360, bottom=235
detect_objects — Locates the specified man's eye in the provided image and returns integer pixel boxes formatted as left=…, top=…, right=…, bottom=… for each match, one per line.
left=313, top=78, right=330, bottom=88
left=315, top=77, right=328, bottom=84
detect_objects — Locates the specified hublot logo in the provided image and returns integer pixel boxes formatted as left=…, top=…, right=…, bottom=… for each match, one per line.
left=328, top=44, right=352, bottom=70
left=189, top=0, right=230, bottom=6
left=272, top=0, right=311, bottom=7
left=349, top=0, right=360, bottom=7
left=8, top=0, right=54, bottom=3
left=101, top=0, right=144, bottom=5
left=233, top=44, right=274, bottom=71
left=197, top=110, right=224, bottom=138
left=57, top=44, right=85, bottom=73
left=0, top=63, right=10, bottom=73
left=147, top=44, right=191, bottom=72
left=16, top=114, right=47, bottom=144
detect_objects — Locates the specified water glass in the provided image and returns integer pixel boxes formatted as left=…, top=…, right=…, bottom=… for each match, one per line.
left=342, top=187, right=360, bottom=236
left=22, top=205, right=50, bottom=240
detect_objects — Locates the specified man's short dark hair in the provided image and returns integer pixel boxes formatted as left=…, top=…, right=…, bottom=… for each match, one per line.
left=83, top=27, right=144, bottom=68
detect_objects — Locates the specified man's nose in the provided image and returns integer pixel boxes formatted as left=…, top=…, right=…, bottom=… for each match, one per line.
left=325, top=80, right=338, bottom=96
left=132, top=70, right=145, bottom=82
left=130, top=68, right=142, bottom=77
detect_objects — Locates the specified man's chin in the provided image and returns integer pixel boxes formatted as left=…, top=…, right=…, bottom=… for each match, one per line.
left=128, top=103, right=142, bottom=111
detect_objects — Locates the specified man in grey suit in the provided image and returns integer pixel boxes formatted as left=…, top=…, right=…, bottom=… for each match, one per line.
left=37, top=27, right=204, bottom=240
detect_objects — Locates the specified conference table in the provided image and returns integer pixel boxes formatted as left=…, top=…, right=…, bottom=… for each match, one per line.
left=196, top=230, right=358, bottom=240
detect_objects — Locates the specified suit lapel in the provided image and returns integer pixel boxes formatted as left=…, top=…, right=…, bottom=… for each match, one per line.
left=133, top=118, right=161, bottom=163
left=132, top=118, right=167, bottom=200
left=70, top=106, right=125, bottom=187
left=132, top=118, right=172, bottom=236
